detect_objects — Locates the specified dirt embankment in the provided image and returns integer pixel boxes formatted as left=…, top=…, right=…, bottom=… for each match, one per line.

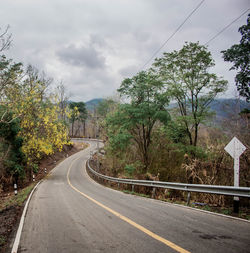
left=0, top=142, right=88, bottom=253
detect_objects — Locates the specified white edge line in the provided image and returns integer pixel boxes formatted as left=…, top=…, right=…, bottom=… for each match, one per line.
left=11, top=142, right=92, bottom=253
left=173, top=202, right=250, bottom=223
left=11, top=181, right=41, bottom=253
left=85, top=161, right=250, bottom=224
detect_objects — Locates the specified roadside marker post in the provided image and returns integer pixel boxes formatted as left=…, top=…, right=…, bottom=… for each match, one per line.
left=186, top=192, right=191, bottom=206
left=33, top=174, right=35, bottom=182
left=224, top=137, right=246, bottom=213
left=14, top=184, right=17, bottom=195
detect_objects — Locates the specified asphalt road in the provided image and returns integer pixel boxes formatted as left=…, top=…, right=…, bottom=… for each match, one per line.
left=18, top=140, right=250, bottom=253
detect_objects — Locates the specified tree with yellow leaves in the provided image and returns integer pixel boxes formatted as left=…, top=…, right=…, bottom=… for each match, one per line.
left=6, top=65, right=71, bottom=173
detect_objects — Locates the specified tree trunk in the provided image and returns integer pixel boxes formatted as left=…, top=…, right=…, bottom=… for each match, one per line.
left=186, top=127, right=193, bottom=146
left=194, top=123, right=198, bottom=146
left=83, top=121, right=86, bottom=137
left=71, top=121, right=74, bottom=137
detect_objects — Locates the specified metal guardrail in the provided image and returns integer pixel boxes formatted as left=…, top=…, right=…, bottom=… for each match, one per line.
left=71, top=138, right=102, bottom=142
left=87, top=159, right=250, bottom=198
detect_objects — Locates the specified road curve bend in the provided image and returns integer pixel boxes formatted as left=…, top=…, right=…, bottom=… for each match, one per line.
left=17, top=140, right=250, bottom=253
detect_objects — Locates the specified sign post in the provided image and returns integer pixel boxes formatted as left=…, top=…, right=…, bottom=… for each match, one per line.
left=224, top=137, right=246, bottom=213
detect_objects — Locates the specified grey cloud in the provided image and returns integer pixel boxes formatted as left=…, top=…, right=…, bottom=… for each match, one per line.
left=57, top=44, right=106, bottom=69
left=1, top=0, right=249, bottom=102
left=119, top=65, right=138, bottom=78
left=90, top=34, right=107, bottom=48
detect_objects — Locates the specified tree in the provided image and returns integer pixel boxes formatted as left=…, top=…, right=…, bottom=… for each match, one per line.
left=153, top=42, right=228, bottom=147
left=97, top=97, right=119, bottom=118
left=0, top=108, right=24, bottom=187
left=107, top=71, right=170, bottom=171
left=7, top=66, right=70, bottom=171
left=0, top=25, right=12, bottom=52
left=0, top=56, right=23, bottom=123
left=0, top=25, right=22, bottom=123
left=55, top=83, right=70, bottom=122
left=221, top=14, right=250, bottom=102
left=69, top=102, right=87, bottom=136
left=96, top=97, right=120, bottom=140
left=0, top=31, right=71, bottom=185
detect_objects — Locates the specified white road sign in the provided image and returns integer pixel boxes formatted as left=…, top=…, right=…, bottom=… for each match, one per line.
left=225, top=137, right=247, bottom=210
left=224, top=137, right=246, bottom=159
left=224, top=137, right=247, bottom=201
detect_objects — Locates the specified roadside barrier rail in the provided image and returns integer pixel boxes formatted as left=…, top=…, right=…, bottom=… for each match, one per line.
left=87, top=159, right=250, bottom=199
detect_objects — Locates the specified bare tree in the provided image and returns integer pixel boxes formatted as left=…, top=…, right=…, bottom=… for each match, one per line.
left=55, top=82, right=70, bottom=122
left=0, top=25, right=12, bottom=52
left=25, top=65, right=52, bottom=100
left=0, top=25, right=22, bottom=123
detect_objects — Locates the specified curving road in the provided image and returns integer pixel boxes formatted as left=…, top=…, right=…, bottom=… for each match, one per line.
left=18, top=140, right=250, bottom=253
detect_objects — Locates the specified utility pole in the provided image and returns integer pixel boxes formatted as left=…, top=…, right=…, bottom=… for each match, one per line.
left=94, top=108, right=100, bottom=172
left=96, top=118, right=100, bottom=172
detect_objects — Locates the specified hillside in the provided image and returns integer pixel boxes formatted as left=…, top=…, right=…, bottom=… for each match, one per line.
left=209, top=98, right=250, bottom=120
left=85, top=97, right=250, bottom=120
left=85, top=98, right=103, bottom=111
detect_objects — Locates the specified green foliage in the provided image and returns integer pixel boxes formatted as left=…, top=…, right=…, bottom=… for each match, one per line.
left=124, top=164, right=136, bottom=177
left=69, top=101, right=88, bottom=136
left=108, top=130, right=132, bottom=152
left=222, top=14, right=250, bottom=102
left=31, top=163, right=39, bottom=173
left=0, top=235, right=6, bottom=246
left=0, top=108, right=25, bottom=180
left=149, top=128, right=186, bottom=182
left=178, top=143, right=207, bottom=159
left=69, top=102, right=87, bottom=121
left=0, top=55, right=23, bottom=97
left=165, top=120, right=187, bottom=144
left=106, top=71, right=170, bottom=171
left=97, top=98, right=118, bottom=118
left=153, top=42, right=228, bottom=146
left=240, top=108, right=250, bottom=114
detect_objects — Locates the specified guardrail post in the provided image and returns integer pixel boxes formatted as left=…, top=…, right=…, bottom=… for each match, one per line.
left=152, top=187, right=156, bottom=199
left=132, top=184, right=134, bottom=192
left=118, top=183, right=120, bottom=189
left=233, top=197, right=240, bottom=213
left=186, top=192, right=191, bottom=206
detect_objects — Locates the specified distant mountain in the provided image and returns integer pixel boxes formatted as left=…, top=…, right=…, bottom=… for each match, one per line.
left=85, top=98, right=104, bottom=111
left=168, top=98, right=250, bottom=122
left=85, top=97, right=250, bottom=120
left=209, top=98, right=250, bottom=119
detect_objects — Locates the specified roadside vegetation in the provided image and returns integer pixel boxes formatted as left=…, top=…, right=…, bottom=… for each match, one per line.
left=93, top=18, right=250, bottom=213
left=0, top=27, right=81, bottom=192
left=0, top=184, right=34, bottom=211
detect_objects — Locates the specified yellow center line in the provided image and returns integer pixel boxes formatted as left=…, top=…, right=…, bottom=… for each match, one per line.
left=67, top=155, right=191, bottom=253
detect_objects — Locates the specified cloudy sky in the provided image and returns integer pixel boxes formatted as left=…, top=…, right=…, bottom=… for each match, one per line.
left=0, top=0, right=249, bottom=102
